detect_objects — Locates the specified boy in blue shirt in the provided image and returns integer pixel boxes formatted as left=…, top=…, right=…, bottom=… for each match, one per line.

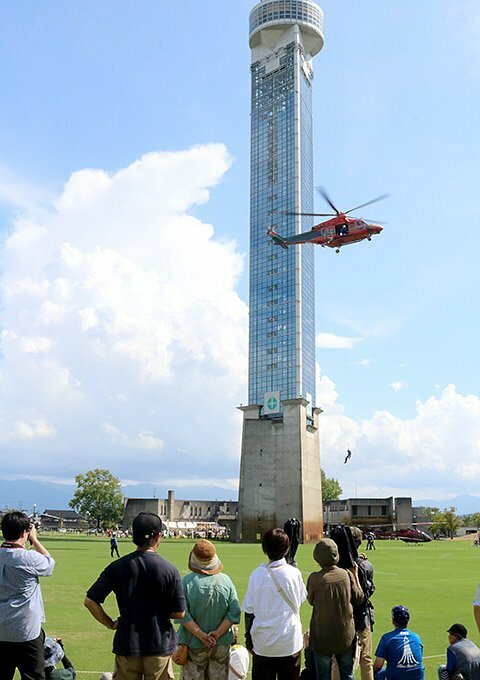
left=373, top=606, right=424, bottom=680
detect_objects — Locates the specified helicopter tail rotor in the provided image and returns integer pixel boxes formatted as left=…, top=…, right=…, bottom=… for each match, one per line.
left=267, top=228, right=289, bottom=249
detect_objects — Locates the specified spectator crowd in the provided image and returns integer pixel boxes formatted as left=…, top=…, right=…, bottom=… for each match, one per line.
left=1, top=510, right=480, bottom=680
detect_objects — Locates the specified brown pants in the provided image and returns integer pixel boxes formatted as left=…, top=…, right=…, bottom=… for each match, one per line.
left=357, top=628, right=373, bottom=680
left=113, top=654, right=174, bottom=680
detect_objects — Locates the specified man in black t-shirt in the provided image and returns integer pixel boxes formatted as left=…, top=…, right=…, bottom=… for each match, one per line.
left=84, top=512, right=185, bottom=680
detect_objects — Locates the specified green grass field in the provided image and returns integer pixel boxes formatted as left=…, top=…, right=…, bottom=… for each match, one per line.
left=35, top=535, right=480, bottom=679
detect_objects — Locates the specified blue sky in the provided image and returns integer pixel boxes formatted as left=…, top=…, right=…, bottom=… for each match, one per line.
left=0, top=1, right=479, bottom=504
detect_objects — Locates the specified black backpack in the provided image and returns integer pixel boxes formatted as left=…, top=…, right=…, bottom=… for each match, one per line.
left=355, top=557, right=376, bottom=630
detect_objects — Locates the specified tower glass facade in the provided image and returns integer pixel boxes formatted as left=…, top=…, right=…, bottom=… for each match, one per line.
left=248, top=1, right=322, bottom=409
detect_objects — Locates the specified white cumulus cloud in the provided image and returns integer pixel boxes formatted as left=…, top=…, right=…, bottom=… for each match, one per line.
left=0, top=145, right=247, bottom=483
left=11, top=420, right=56, bottom=441
left=103, top=423, right=164, bottom=450
left=319, top=382, right=480, bottom=499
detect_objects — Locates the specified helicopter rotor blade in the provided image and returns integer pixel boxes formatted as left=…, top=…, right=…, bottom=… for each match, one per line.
left=317, top=186, right=340, bottom=215
left=344, top=193, right=390, bottom=215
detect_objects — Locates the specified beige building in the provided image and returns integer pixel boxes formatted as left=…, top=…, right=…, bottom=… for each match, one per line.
left=323, top=497, right=413, bottom=532
left=122, top=490, right=238, bottom=534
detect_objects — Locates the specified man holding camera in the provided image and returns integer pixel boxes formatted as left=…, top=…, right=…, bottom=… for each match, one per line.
left=0, top=510, right=55, bottom=679
left=350, top=527, right=376, bottom=680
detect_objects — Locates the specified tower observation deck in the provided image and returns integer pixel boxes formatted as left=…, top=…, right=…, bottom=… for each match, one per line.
left=238, top=1, right=324, bottom=543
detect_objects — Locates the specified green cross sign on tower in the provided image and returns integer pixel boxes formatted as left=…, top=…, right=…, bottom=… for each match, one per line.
left=264, top=391, right=280, bottom=413
left=267, top=396, right=278, bottom=411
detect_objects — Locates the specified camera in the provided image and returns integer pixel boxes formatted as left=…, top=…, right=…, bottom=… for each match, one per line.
left=330, top=525, right=358, bottom=569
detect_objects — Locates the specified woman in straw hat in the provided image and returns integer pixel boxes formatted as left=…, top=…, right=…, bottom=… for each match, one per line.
left=177, top=539, right=241, bottom=679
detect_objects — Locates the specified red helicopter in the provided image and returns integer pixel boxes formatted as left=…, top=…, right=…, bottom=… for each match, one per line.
left=396, top=528, right=433, bottom=544
left=369, top=527, right=433, bottom=543
left=267, top=187, right=389, bottom=253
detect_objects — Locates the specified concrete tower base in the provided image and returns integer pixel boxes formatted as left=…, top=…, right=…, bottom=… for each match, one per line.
left=237, top=398, right=323, bottom=543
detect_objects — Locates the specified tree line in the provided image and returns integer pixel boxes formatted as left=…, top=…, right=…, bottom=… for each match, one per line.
left=68, top=468, right=479, bottom=538
left=68, top=467, right=343, bottom=529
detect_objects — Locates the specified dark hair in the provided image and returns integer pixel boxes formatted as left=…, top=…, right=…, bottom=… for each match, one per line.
left=262, top=528, right=290, bottom=561
left=132, top=512, right=164, bottom=547
left=448, top=623, right=467, bottom=639
left=1, top=511, right=30, bottom=541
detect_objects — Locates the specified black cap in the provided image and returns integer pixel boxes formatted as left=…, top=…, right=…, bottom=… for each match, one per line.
left=132, top=512, right=166, bottom=546
left=448, top=624, right=467, bottom=638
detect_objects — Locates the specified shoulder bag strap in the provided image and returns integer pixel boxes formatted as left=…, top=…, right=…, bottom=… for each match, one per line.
left=266, top=564, right=298, bottom=614
left=183, top=573, right=221, bottom=645
left=196, top=573, right=220, bottom=623
left=229, top=664, right=245, bottom=680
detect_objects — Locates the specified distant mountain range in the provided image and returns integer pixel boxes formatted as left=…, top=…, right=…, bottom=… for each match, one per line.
left=413, top=493, right=480, bottom=515
left=0, top=479, right=74, bottom=513
left=1, top=478, right=479, bottom=517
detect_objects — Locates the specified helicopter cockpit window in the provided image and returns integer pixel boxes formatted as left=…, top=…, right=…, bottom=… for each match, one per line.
left=336, top=224, right=349, bottom=236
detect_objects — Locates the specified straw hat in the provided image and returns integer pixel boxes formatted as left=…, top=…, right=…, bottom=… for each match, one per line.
left=188, top=539, right=223, bottom=575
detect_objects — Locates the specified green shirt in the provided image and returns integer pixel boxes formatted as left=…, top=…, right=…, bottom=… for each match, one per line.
left=177, top=572, right=241, bottom=649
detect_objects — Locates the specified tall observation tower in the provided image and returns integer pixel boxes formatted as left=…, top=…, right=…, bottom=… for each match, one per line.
left=238, top=0, right=324, bottom=543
